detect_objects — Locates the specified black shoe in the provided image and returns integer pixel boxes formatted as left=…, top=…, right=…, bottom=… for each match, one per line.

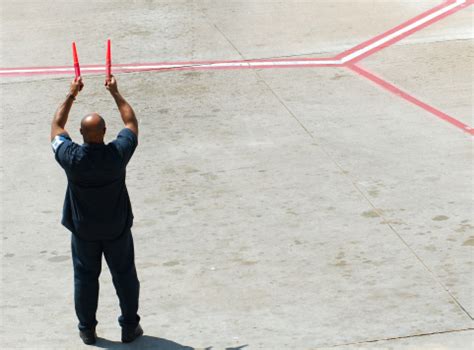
left=79, top=328, right=97, bottom=345
left=122, top=324, right=143, bottom=343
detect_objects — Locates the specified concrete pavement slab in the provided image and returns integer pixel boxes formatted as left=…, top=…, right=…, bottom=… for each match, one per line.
left=1, top=1, right=473, bottom=349
left=1, top=69, right=472, bottom=349
left=0, top=1, right=240, bottom=68
left=257, top=65, right=473, bottom=317
left=200, top=0, right=439, bottom=59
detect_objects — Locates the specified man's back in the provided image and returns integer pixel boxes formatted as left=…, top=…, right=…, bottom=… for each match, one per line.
left=53, top=128, right=138, bottom=240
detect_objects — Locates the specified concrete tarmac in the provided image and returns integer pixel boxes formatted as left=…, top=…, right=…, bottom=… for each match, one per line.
left=0, top=1, right=473, bottom=349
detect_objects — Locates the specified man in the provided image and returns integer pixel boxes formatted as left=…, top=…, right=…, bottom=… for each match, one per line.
left=51, top=75, right=143, bottom=345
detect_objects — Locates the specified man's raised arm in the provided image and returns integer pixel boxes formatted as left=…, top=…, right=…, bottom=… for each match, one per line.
left=105, top=75, right=138, bottom=136
left=51, top=77, right=83, bottom=141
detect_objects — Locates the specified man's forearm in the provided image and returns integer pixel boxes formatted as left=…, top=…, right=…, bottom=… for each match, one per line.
left=53, top=94, right=74, bottom=127
left=111, top=91, right=137, bottom=127
left=51, top=94, right=75, bottom=139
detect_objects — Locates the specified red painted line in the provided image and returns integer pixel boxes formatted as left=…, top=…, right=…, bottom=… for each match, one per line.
left=335, top=0, right=461, bottom=61
left=112, top=57, right=341, bottom=68
left=0, top=69, right=75, bottom=77
left=0, top=62, right=343, bottom=78
left=341, top=1, right=470, bottom=64
left=347, top=64, right=473, bottom=135
left=118, top=57, right=339, bottom=65
left=0, top=64, right=74, bottom=71
left=116, top=62, right=340, bottom=73
left=1, top=1, right=469, bottom=78
left=0, top=57, right=338, bottom=70
left=0, top=57, right=341, bottom=77
left=0, top=2, right=471, bottom=137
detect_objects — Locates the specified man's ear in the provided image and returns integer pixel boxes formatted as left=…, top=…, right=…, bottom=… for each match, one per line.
left=80, top=128, right=83, bottom=135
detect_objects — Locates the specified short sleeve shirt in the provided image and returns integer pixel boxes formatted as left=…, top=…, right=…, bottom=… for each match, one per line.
left=52, top=128, right=138, bottom=240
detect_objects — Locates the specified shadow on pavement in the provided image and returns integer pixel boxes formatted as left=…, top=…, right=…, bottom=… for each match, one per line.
left=94, top=335, right=197, bottom=349
left=93, top=335, right=248, bottom=350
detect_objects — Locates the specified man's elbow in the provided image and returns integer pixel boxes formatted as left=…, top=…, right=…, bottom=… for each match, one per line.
left=51, top=123, right=66, bottom=141
left=125, top=121, right=139, bottom=136
left=50, top=123, right=58, bottom=141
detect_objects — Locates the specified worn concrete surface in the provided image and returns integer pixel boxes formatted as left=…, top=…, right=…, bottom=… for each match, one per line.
left=1, top=1, right=473, bottom=349
left=200, top=0, right=440, bottom=58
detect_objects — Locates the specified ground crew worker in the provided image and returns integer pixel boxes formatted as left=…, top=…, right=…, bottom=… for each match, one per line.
left=51, top=75, right=142, bottom=345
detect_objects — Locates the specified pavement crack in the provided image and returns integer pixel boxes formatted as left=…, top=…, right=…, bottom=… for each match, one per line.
left=212, top=23, right=247, bottom=60
left=201, top=9, right=247, bottom=61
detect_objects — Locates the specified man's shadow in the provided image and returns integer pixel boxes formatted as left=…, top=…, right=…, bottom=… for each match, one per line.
left=93, top=335, right=248, bottom=350
left=94, top=335, right=196, bottom=350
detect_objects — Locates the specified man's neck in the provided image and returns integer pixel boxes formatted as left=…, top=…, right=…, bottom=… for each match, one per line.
left=83, top=140, right=104, bottom=145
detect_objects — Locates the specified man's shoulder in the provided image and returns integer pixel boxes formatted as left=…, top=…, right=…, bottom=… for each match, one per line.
left=51, top=133, right=82, bottom=154
left=52, top=134, right=84, bottom=169
left=118, top=127, right=138, bottom=140
left=51, top=133, right=71, bottom=152
left=108, top=128, right=138, bottom=165
left=111, top=128, right=138, bottom=149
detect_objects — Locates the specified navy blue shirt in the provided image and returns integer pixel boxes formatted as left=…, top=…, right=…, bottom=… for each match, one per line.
left=52, top=128, right=138, bottom=241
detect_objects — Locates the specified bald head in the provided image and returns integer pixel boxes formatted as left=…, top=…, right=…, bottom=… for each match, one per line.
left=80, top=113, right=106, bottom=144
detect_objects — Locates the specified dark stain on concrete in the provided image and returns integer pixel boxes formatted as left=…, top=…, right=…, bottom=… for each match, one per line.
left=48, top=255, right=69, bottom=262
left=362, top=210, right=380, bottom=218
left=455, top=223, right=473, bottom=233
left=240, top=260, right=258, bottom=266
left=368, top=189, right=379, bottom=197
left=462, top=238, right=474, bottom=246
left=432, top=215, right=449, bottom=221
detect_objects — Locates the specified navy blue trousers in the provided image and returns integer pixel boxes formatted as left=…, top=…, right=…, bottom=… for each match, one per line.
left=71, top=229, right=140, bottom=331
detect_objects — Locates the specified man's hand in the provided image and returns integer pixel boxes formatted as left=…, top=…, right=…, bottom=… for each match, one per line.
left=70, top=77, right=84, bottom=97
left=105, top=75, right=119, bottom=95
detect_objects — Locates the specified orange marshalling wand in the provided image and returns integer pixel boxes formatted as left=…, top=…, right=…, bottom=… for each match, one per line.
left=106, top=39, right=111, bottom=81
left=72, top=42, right=81, bottom=79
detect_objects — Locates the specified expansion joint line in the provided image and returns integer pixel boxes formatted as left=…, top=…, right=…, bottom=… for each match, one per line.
left=313, top=327, right=474, bottom=349
left=0, top=0, right=472, bottom=133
